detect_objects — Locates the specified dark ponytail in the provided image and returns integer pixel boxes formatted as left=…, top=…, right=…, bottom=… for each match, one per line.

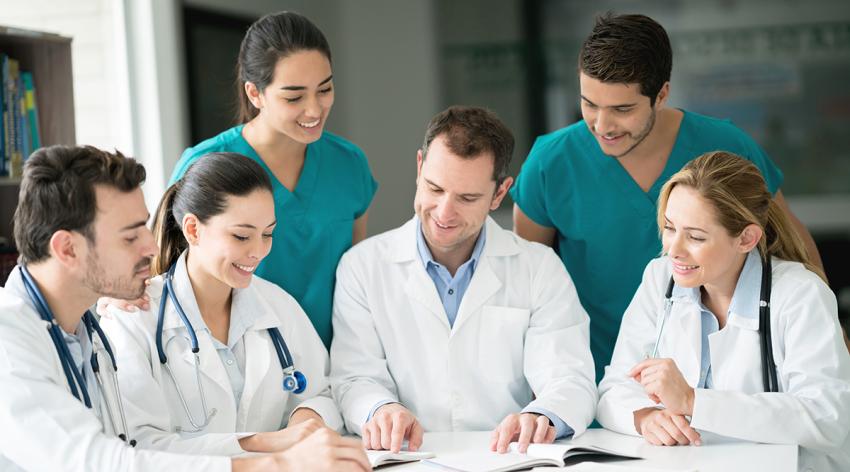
left=235, top=11, right=332, bottom=123
left=151, top=152, right=273, bottom=275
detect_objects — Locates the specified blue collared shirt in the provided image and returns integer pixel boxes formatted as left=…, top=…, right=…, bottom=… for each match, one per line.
left=672, top=250, right=764, bottom=388
left=415, top=218, right=486, bottom=327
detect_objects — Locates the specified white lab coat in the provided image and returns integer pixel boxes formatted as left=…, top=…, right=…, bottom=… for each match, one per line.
left=597, top=256, right=850, bottom=472
left=0, top=267, right=230, bottom=471
left=100, top=253, right=342, bottom=455
left=330, top=216, right=597, bottom=435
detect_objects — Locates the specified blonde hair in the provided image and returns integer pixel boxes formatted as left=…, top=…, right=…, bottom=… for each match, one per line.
left=657, top=151, right=825, bottom=281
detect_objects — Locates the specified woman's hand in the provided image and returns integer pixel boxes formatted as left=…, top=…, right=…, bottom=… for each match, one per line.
left=96, top=283, right=151, bottom=317
left=633, top=407, right=701, bottom=446
left=629, top=358, right=695, bottom=416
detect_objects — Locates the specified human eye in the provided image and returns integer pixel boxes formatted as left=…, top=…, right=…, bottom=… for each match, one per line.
left=284, top=96, right=302, bottom=103
left=318, top=86, right=333, bottom=94
left=233, top=234, right=249, bottom=242
left=429, top=185, right=443, bottom=193
left=124, top=236, right=138, bottom=244
left=689, top=234, right=706, bottom=242
left=615, top=107, right=634, bottom=113
left=663, top=225, right=675, bottom=232
left=460, top=196, right=478, bottom=203
left=262, top=232, right=273, bottom=239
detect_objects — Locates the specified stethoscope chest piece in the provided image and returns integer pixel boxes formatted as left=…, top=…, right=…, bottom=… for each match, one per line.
left=282, top=369, right=307, bottom=394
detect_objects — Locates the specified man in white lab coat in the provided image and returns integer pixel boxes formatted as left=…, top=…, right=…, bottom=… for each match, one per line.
left=0, top=145, right=369, bottom=472
left=330, top=106, right=597, bottom=454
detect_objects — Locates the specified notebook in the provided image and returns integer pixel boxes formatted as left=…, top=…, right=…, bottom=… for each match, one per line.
left=422, top=442, right=640, bottom=472
left=367, top=449, right=436, bottom=468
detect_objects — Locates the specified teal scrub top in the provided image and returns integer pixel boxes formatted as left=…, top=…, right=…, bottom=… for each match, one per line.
left=170, top=126, right=378, bottom=348
left=510, top=110, right=783, bottom=381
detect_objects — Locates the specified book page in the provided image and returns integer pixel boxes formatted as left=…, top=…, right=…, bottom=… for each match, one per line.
left=424, top=451, right=556, bottom=472
left=366, top=450, right=435, bottom=467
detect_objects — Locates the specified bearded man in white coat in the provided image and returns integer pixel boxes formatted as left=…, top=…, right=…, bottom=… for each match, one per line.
left=330, top=106, right=597, bottom=455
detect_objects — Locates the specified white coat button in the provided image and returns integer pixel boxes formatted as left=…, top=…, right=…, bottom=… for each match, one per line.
left=226, top=359, right=234, bottom=365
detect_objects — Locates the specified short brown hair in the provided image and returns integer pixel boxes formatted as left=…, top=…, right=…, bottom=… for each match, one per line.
left=579, top=13, right=672, bottom=106
left=14, top=145, right=146, bottom=264
left=421, top=106, right=514, bottom=184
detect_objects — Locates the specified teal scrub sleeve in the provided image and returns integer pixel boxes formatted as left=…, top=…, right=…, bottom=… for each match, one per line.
left=168, top=148, right=198, bottom=185
left=510, top=138, right=556, bottom=228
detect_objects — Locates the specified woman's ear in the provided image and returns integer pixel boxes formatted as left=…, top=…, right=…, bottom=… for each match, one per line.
left=738, top=224, right=763, bottom=253
left=182, top=214, right=201, bottom=246
left=244, top=81, right=263, bottom=110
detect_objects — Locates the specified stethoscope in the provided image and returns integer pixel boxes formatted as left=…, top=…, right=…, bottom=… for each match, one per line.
left=19, top=266, right=136, bottom=446
left=154, top=262, right=307, bottom=432
left=650, top=253, right=779, bottom=393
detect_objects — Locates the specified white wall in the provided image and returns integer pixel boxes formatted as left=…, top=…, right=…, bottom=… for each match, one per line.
left=0, top=0, right=134, bottom=153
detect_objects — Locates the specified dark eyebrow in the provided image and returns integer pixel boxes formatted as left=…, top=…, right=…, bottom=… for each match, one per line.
left=664, top=216, right=707, bottom=233
left=232, top=220, right=277, bottom=229
left=425, top=178, right=484, bottom=198
left=280, top=75, right=333, bottom=91
left=120, top=215, right=149, bottom=232
left=580, top=95, right=637, bottom=109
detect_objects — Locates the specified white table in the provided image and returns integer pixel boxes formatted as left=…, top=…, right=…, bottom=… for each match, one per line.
left=383, top=430, right=797, bottom=471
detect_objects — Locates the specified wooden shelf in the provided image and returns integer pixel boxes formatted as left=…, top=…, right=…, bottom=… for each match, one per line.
left=0, top=25, right=75, bottom=244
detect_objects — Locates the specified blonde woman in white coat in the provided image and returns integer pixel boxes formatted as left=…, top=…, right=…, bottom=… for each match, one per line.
left=597, top=151, right=850, bottom=472
left=101, top=152, right=348, bottom=460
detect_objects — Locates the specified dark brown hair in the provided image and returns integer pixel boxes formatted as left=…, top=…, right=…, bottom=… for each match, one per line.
left=658, top=151, right=825, bottom=281
left=579, top=12, right=672, bottom=106
left=236, top=11, right=332, bottom=123
left=151, top=152, right=272, bottom=275
left=14, top=145, right=146, bottom=264
left=421, top=106, right=515, bottom=184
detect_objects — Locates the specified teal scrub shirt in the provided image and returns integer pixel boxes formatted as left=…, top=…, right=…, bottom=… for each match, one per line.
left=170, top=126, right=378, bottom=348
left=510, top=110, right=783, bottom=381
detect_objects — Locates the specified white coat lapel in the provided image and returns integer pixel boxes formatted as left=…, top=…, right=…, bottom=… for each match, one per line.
left=669, top=301, right=703, bottom=387
left=237, top=287, right=278, bottom=422
left=452, top=218, right=514, bottom=334
left=452, top=256, right=501, bottom=334
left=392, top=218, right=450, bottom=329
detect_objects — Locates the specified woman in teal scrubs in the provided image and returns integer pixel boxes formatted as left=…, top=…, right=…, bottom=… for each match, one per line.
left=170, top=11, right=377, bottom=348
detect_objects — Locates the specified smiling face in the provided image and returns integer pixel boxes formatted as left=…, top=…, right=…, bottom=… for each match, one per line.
left=82, top=185, right=156, bottom=299
left=579, top=72, right=666, bottom=158
left=249, top=49, right=334, bottom=144
left=185, top=189, right=276, bottom=290
left=414, top=135, right=512, bottom=260
left=662, top=185, right=757, bottom=294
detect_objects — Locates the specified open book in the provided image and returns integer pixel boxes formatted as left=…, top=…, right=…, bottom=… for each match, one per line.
left=366, top=449, right=436, bottom=468
left=422, top=442, right=640, bottom=472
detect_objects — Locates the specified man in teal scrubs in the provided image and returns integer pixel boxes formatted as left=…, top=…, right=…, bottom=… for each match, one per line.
left=511, top=13, right=823, bottom=382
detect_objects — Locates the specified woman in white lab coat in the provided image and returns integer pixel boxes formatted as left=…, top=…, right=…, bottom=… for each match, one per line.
left=597, top=151, right=850, bottom=472
left=101, top=152, right=342, bottom=456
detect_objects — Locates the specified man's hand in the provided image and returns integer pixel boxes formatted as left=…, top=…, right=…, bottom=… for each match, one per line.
left=489, top=413, right=556, bottom=454
left=239, top=418, right=324, bottom=452
left=633, top=407, right=701, bottom=446
left=234, top=428, right=371, bottom=472
left=629, top=358, right=695, bottom=416
left=361, top=403, right=423, bottom=453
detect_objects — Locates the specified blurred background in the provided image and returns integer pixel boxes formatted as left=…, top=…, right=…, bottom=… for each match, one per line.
left=1, top=0, right=849, bottom=328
